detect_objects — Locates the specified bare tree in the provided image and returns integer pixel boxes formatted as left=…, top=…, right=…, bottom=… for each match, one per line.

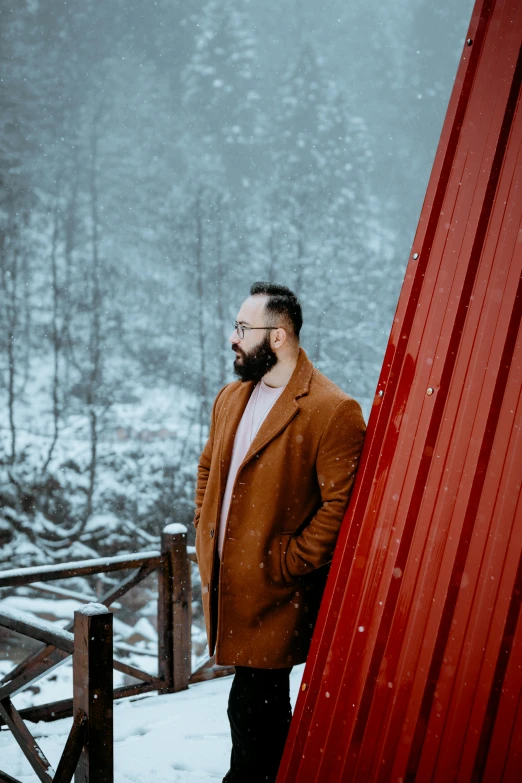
left=20, top=245, right=31, bottom=392
left=83, top=105, right=105, bottom=528
left=214, top=193, right=227, bottom=389
left=62, top=149, right=80, bottom=395
left=0, top=203, right=25, bottom=465
left=44, top=185, right=63, bottom=472
left=194, top=187, right=208, bottom=451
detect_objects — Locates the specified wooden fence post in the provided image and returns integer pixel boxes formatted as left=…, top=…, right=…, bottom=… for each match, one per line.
left=73, top=603, right=113, bottom=783
left=158, top=524, right=191, bottom=693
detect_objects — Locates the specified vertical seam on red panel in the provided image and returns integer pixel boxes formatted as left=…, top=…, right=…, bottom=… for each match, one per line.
left=469, top=381, right=522, bottom=779
left=472, top=527, right=522, bottom=782
left=500, top=666, right=522, bottom=781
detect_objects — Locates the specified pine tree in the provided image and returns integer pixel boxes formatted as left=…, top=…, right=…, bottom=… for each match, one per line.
left=182, top=0, right=265, bottom=187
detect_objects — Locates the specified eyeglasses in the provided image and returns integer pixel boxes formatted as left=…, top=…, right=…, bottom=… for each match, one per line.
left=233, top=321, right=281, bottom=340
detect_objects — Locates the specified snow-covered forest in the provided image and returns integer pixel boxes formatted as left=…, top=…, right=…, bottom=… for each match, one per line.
left=1, top=0, right=473, bottom=665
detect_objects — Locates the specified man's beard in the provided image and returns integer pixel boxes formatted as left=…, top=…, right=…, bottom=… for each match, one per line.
left=232, top=333, right=278, bottom=382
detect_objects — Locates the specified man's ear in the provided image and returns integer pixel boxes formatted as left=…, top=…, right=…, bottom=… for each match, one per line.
left=273, top=327, right=287, bottom=349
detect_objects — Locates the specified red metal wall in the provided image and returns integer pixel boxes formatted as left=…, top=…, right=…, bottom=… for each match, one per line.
left=278, top=0, right=522, bottom=780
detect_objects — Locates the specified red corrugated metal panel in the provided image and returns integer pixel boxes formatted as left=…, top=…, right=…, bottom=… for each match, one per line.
left=277, top=0, right=522, bottom=781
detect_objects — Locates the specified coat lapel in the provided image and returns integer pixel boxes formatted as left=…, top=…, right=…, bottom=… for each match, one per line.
left=240, top=348, right=314, bottom=468
left=219, top=380, right=255, bottom=483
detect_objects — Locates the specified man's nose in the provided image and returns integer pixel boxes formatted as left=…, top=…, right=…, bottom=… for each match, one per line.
left=229, top=329, right=240, bottom=345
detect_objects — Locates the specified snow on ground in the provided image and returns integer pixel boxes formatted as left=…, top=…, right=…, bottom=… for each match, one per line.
left=0, top=665, right=306, bottom=783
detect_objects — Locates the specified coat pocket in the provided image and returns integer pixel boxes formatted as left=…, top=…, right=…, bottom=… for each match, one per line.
left=279, top=532, right=298, bottom=587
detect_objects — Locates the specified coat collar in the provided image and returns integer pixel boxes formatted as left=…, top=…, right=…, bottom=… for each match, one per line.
left=220, top=348, right=314, bottom=475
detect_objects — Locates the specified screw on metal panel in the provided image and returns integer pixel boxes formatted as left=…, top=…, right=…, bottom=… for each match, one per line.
left=412, top=252, right=419, bottom=260
left=301, top=683, right=308, bottom=691
left=467, top=38, right=473, bottom=46
left=427, top=387, right=434, bottom=395
left=378, top=390, right=384, bottom=397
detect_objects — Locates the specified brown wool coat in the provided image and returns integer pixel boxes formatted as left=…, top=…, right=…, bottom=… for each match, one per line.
left=194, top=348, right=366, bottom=668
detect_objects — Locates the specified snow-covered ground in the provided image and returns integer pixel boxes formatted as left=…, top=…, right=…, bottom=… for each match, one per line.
left=0, top=664, right=305, bottom=783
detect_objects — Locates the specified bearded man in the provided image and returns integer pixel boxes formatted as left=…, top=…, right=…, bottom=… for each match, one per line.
left=194, top=282, right=366, bottom=783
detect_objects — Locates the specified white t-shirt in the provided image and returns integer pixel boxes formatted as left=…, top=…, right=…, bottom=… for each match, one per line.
left=217, top=379, right=286, bottom=560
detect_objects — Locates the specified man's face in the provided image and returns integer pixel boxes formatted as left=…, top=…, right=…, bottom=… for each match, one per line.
left=229, top=296, right=278, bottom=383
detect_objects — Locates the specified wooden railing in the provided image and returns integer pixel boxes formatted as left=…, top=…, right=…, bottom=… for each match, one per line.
left=0, top=524, right=233, bottom=782
left=0, top=604, right=113, bottom=783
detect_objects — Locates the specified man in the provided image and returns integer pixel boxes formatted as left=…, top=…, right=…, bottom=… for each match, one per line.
left=194, top=282, right=366, bottom=783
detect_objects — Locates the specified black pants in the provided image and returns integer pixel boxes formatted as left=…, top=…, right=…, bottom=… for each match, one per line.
left=225, top=665, right=293, bottom=783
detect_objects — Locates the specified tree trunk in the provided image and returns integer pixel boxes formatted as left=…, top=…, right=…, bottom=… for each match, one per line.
left=214, top=194, right=226, bottom=389
left=83, top=108, right=104, bottom=529
left=44, top=192, right=62, bottom=472
left=62, top=149, right=79, bottom=397
left=1, top=205, right=20, bottom=465
left=195, top=188, right=207, bottom=450
left=20, top=247, right=31, bottom=392
left=6, top=313, right=17, bottom=466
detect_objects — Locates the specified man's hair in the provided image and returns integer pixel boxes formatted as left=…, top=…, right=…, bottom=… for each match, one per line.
left=250, top=282, right=303, bottom=339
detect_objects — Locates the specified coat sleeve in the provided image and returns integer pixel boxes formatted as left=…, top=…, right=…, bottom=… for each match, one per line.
left=283, top=397, right=366, bottom=581
left=194, top=386, right=226, bottom=529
